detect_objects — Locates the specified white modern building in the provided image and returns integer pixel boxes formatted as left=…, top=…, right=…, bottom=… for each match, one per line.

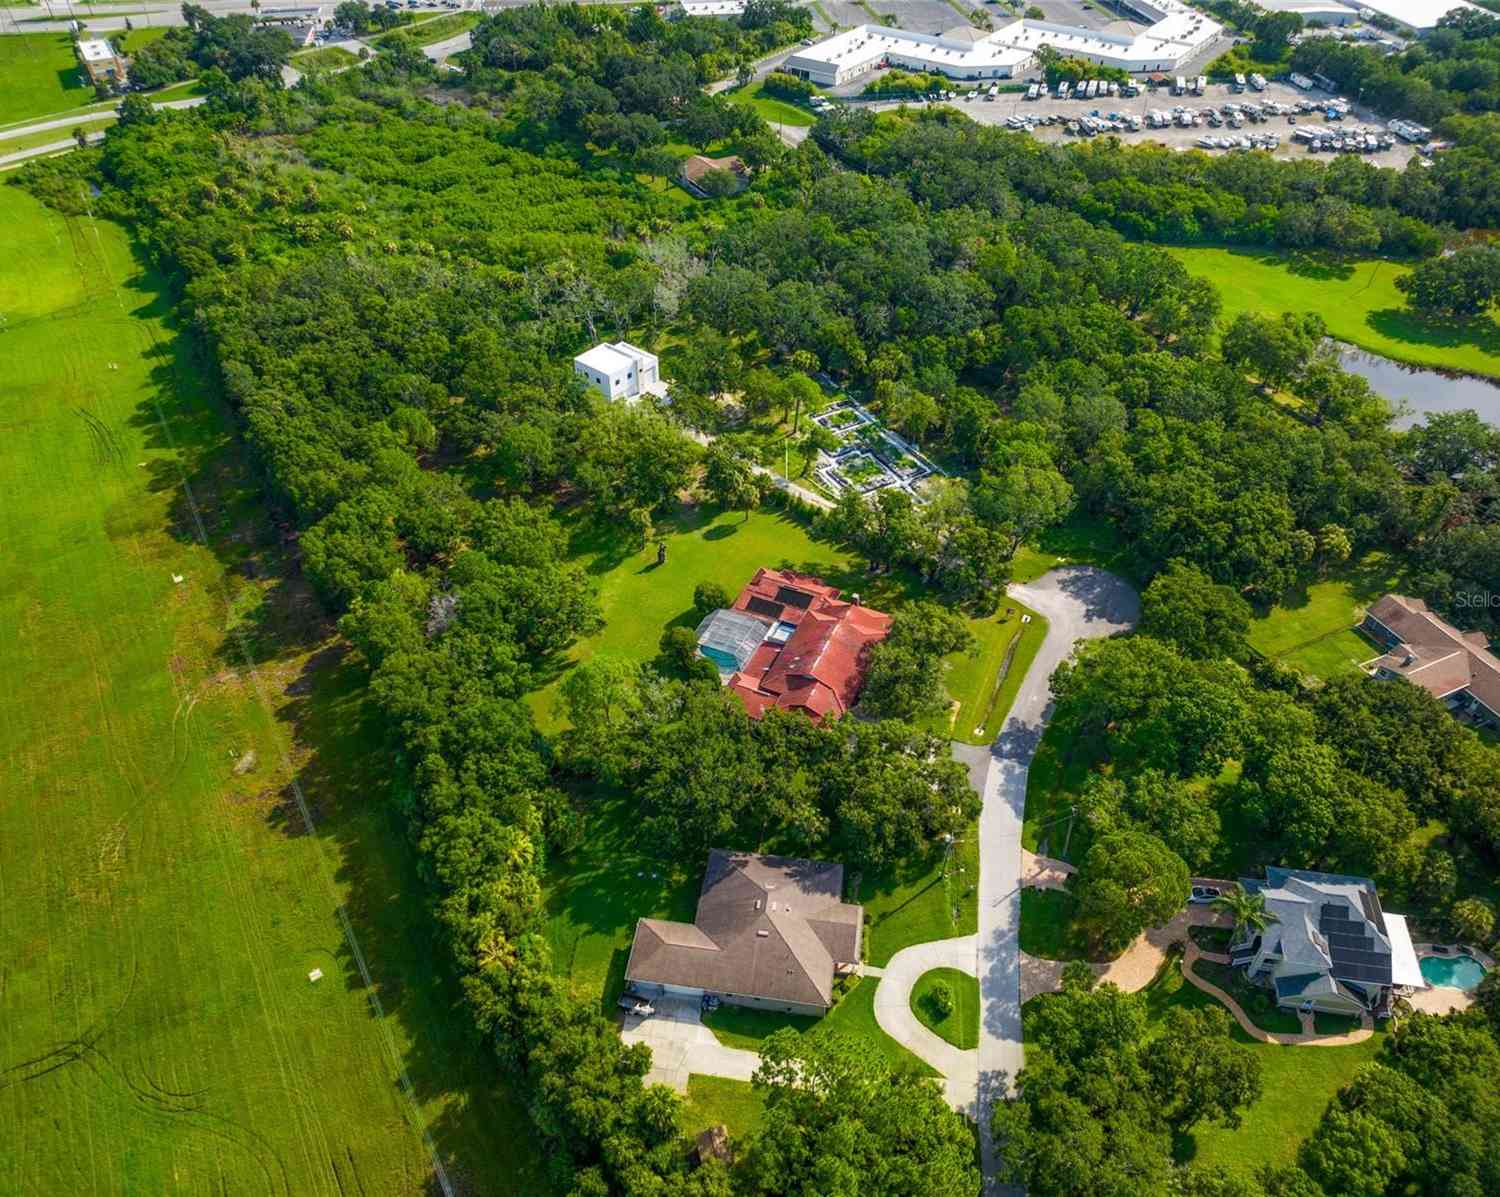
left=573, top=341, right=665, bottom=402
left=1256, top=0, right=1479, bottom=32
left=781, top=0, right=1223, bottom=84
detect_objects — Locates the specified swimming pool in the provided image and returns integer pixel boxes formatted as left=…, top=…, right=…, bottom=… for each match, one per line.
left=1419, top=953, right=1488, bottom=992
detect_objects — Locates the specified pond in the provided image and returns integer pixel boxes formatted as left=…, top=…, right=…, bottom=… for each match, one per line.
left=1337, top=345, right=1500, bottom=429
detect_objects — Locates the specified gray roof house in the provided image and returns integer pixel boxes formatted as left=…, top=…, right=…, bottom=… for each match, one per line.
left=624, top=850, right=863, bottom=1016
left=1234, top=867, right=1426, bottom=1016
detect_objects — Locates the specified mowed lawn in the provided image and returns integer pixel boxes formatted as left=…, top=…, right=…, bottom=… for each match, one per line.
left=0, top=29, right=173, bottom=127
left=537, top=504, right=1005, bottom=993
left=910, top=967, right=980, bottom=1050
left=1247, top=551, right=1406, bottom=680
left=0, top=188, right=548, bottom=1194
left=0, top=32, right=97, bottom=124
left=725, top=80, right=816, bottom=127
left=1139, top=962, right=1383, bottom=1178
left=1169, top=245, right=1500, bottom=381
left=701, top=976, right=939, bottom=1076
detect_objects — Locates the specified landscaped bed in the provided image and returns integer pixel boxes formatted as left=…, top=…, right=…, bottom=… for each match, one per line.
left=1190, top=958, right=1305, bottom=1036
left=910, top=967, right=980, bottom=1050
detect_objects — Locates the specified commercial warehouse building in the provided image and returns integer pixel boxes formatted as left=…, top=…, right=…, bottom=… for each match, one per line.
left=781, top=0, right=1223, bottom=84
left=1255, top=0, right=1481, bottom=33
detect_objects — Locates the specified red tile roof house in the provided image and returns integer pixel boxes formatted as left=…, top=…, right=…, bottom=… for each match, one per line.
left=693, top=568, right=892, bottom=722
left=624, top=850, right=863, bottom=1016
left=1360, top=594, right=1500, bottom=727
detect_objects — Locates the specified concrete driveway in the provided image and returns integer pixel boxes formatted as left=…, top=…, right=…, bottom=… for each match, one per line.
left=871, top=933, right=979, bottom=1111
left=972, top=567, right=1139, bottom=1177
left=618, top=998, right=760, bottom=1091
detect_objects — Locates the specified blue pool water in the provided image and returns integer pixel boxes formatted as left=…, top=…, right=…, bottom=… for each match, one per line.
left=1419, top=954, right=1488, bottom=992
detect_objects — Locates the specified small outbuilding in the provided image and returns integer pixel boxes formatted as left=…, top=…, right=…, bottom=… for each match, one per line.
left=77, top=39, right=127, bottom=89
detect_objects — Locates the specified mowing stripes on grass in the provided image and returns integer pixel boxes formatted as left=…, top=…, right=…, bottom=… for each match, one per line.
left=0, top=186, right=546, bottom=1194
left=82, top=182, right=465, bottom=1196
left=1168, top=245, right=1500, bottom=382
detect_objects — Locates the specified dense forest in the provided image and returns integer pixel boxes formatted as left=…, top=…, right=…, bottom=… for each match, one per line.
left=17, top=4, right=1500, bottom=1192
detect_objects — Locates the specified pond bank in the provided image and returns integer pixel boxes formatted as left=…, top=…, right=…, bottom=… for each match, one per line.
left=1339, top=344, right=1500, bottom=429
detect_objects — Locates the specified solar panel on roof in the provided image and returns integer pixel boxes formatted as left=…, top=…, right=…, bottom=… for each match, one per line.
left=1332, top=947, right=1390, bottom=968
left=1328, top=935, right=1374, bottom=953
left=746, top=596, right=785, bottom=620
left=775, top=586, right=813, bottom=609
left=1333, top=961, right=1392, bottom=984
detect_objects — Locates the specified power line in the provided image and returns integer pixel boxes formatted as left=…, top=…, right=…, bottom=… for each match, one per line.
left=73, top=184, right=456, bottom=1197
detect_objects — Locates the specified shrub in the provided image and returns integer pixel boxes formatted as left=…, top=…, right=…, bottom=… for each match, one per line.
left=927, top=980, right=955, bottom=1019
left=762, top=70, right=817, bottom=103
left=1451, top=897, right=1496, bottom=945
left=693, top=580, right=731, bottom=615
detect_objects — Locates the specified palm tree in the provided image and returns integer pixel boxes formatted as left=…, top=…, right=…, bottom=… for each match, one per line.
left=1211, top=885, right=1276, bottom=947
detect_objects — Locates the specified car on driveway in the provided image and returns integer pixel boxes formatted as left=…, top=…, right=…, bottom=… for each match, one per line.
left=1189, top=885, right=1222, bottom=904
left=618, top=993, right=655, bottom=1017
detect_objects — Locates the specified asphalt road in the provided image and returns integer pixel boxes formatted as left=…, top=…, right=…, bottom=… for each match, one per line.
left=0, top=95, right=204, bottom=168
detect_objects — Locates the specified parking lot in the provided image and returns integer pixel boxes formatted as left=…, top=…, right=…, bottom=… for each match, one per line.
left=872, top=78, right=1422, bottom=166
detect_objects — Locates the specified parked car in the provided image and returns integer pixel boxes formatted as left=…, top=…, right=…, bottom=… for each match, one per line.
left=618, top=993, right=655, bottom=1016
left=1189, top=885, right=1222, bottom=904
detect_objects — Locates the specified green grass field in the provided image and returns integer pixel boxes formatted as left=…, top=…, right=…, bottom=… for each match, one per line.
left=0, top=114, right=114, bottom=158
left=1018, top=887, right=1093, bottom=960
left=543, top=791, right=699, bottom=1011
left=0, top=32, right=95, bottom=124
left=1169, top=246, right=1500, bottom=382
left=292, top=44, right=359, bottom=72
left=1138, top=961, right=1383, bottom=1177
left=376, top=10, right=480, bottom=47
left=1246, top=552, right=1405, bottom=680
left=701, top=977, right=939, bottom=1076
left=858, top=819, right=978, bottom=966
left=939, top=601, right=1045, bottom=745
left=725, top=81, right=816, bottom=128
left=0, top=186, right=547, bottom=1195
left=680, top=1075, right=765, bottom=1141
left=910, top=967, right=979, bottom=1049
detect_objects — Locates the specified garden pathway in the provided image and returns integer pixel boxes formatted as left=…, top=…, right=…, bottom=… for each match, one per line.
left=1019, top=905, right=1232, bottom=1001
left=1180, top=945, right=1374, bottom=1046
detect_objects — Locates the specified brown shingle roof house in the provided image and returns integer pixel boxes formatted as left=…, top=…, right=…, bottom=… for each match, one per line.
left=623, top=850, right=863, bottom=1016
left=1361, top=594, right=1500, bottom=724
left=678, top=154, right=749, bottom=197
left=694, top=568, right=892, bottom=722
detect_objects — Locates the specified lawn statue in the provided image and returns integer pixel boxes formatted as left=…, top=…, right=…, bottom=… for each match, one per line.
left=656, top=540, right=667, bottom=567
